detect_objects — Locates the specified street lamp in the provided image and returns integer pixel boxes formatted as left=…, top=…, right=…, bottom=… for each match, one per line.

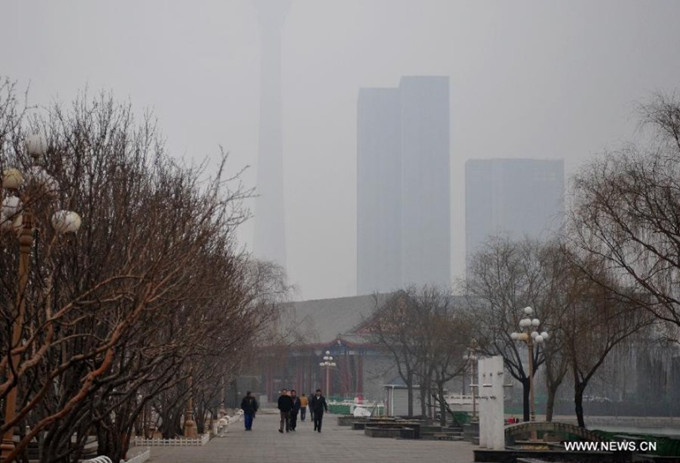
left=510, top=306, right=548, bottom=425
left=319, top=350, right=336, bottom=398
left=184, top=374, right=198, bottom=438
left=463, top=341, right=478, bottom=422
left=1, top=133, right=81, bottom=461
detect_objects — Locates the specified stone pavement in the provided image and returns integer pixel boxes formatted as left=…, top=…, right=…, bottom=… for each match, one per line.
left=141, top=410, right=476, bottom=463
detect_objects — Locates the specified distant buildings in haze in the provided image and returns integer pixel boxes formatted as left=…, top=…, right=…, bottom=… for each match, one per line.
left=465, top=158, right=565, bottom=265
left=253, top=0, right=290, bottom=269
left=357, top=76, right=451, bottom=295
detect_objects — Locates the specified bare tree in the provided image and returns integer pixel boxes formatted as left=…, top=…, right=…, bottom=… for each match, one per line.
left=562, top=255, right=650, bottom=427
left=0, top=88, right=286, bottom=462
left=569, top=92, right=680, bottom=333
left=368, top=287, right=472, bottom=420
left=424, top=293, right=473, bottom=426
left=368, top=290, right=422, bottom=417
left=565, top=93, right=680, bottom=425
left=464, top=236, right=553, bottom=422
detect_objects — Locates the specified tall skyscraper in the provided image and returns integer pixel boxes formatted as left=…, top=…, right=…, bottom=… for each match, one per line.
left=357, top=76, right=450, bottom=295
left=399, top=77, right=450, bottom=288
left=357, top=88, right=402, bottom=294
left=254, top=0, right=290, bottom=268
left=465, top=158, right=565, bottom=264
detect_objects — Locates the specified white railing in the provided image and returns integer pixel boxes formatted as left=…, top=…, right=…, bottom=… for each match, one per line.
left=444, top=393, right=475, bottom=412
left=121, top=448, right=151, bottom=463
left=133, top=433, right=210, bottom=447
left=328, top=399, right=386, bottom=414
left=82, top=457, right=112, bottom=463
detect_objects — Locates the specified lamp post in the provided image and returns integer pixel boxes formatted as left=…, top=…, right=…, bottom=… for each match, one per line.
left=319, top=350, right=336, bottom=398
left=463, top=342, right=478, bottom=422
left=510, top=306, right=548, bottom=426
left=184, top=374, right=198, bottom=438
left=1, top=133, right=81, bottom=461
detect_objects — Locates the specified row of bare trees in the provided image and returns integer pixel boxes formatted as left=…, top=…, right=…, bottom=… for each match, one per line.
left=369, top=241, right=650, bottom=428
left=0, top=80, right=287, bottom=462
left=369, top=287, right=474, bottom=425
left=467, top=94, right=680, bottom=427
left=369, top=92, right=680, bottom=428
left=465, top=237, right=650, bottom=427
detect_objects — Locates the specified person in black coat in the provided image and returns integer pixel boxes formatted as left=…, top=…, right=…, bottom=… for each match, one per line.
left=277, top=389, right=294, bottom=433
left=289, top=389, right=301, bottom=431
left=240, top=391, right=258, bottom=430
left=308, top=392, right=315, bottom=421
left=310, top=389, right=328, bottom=432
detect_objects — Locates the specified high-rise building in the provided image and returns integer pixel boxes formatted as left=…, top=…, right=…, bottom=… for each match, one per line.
left=357, top=76, right=450, bottom=295
left=465, top=158, right=565, bottom=264
left=357, top=88, right=402, bottom=294
left=399, top=77, right=450, bottom=288
left=254, top=0, right=290, bottom=269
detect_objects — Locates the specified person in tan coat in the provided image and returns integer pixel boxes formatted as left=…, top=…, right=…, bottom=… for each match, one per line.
left=299, top=393, right=309, bottom=421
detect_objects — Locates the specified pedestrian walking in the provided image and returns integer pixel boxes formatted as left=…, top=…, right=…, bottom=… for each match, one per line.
left=289, top=389, right=301, bottom=430
left=310, top=389, right=328, bottom=432
left=299, top=393, right=309, bottom=421
left=309, top=392, right=315, bottom=421
left=277, top=389, right=294, bottom=433
left=240, top=391, right=258, bottom=431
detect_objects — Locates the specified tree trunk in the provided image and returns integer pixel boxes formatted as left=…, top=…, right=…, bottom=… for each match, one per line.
left=574, top=381, right=586, bottom=428
left=545, top=384, right=559, bottom=422
left=117, top=425, right=133, bottom=463
left=419, top=374, right=429, bottom=418
left=437, top=382, right=447, bottom=427
left=522, top=377, right=530, bottom=422
left=96, top=417, right=114, bottom=460
left=196, top=401, right=205, bottom=434
left=428, top=377, right=435, bottom=421
left=407, top=371, right=414, bottom=417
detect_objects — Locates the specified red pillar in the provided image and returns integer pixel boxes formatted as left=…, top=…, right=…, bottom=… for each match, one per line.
left=357, top=352, right=364, bottom=395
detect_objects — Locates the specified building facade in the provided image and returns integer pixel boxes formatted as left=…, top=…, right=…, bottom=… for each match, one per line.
left=465, top=158, right=565, bottom=264
left=357, top=76, right=450, bottom=295
left=254, top=0, right=290, bottom=268
left=254, top=294, right=395, bottom=403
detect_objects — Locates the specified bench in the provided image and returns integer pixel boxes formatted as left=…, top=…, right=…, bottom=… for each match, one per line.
left=429, top=432, right=463, bottom=441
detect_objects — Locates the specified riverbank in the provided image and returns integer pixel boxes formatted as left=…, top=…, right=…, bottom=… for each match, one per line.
left=533, top=415, right=680, bottom=437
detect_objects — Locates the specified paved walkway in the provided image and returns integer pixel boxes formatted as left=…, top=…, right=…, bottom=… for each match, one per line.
left=140, top=410, right=476, bottom=463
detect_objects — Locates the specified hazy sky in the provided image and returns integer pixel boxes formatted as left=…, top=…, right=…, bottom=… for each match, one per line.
left=3, top=1, right=680, bottom=300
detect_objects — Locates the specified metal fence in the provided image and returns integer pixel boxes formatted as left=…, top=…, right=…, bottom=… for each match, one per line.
left=132, top=433, right=210, bottom=447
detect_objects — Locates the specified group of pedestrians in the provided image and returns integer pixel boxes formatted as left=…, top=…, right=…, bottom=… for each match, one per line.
left=239, top=388, right=328, bottom=433
left=277, top=388, right=328, bottom=433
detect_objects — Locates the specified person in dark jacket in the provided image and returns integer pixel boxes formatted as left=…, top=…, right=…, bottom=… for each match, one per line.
left=277, top=389, right=294, bottom=433
left=289, top=389, right=301, bottom=431
left=308, top=392, right=315, bottom=421
left=240, top=391, right=258, bottom=431
left=310, top=389, right=328, bottom=432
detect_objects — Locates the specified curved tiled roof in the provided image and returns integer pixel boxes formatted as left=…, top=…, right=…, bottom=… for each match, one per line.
left=281, top=293, right=391, bottom=344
